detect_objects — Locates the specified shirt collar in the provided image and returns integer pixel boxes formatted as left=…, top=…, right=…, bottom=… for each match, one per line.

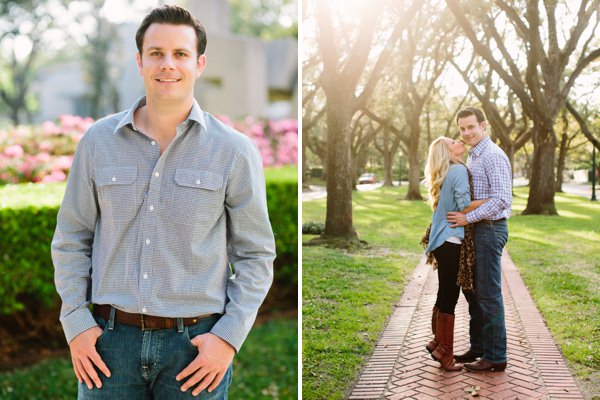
left=113, top=96, right=207, bottom=134
left=468, top=135, right=491, bottom=158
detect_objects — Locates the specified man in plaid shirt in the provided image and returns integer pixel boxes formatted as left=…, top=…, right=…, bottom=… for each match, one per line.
left=447, top=107, right=512, bottom=372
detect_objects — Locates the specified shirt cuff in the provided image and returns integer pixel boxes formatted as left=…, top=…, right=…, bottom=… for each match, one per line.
left=210, top=313, right=252, bottom=353
left=61, top=307, right=98, bottom=344
left=466, top=211, right=477, bottom=224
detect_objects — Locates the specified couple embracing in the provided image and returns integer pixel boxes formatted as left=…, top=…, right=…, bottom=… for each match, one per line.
left=421, top=107, right=512, bottom=372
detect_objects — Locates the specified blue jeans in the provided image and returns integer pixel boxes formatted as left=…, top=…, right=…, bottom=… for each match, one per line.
left=462, top=220, right=508, bottom=363
left=78, top=312, right=232, bottom=399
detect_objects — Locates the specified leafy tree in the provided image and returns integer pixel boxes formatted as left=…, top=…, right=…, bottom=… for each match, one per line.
left=446, top=0, right=600, bottom=214
left=0, top=0, right=56, bottom=124
left=309, top=0, right=421, bottom=243
left=229, top=0, right=297, bottom=39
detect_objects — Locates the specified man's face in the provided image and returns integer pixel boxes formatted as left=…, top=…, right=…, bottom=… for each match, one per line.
left=457, top=114, right=486, bottom=147
left=136, top=23, right=205, bottom=104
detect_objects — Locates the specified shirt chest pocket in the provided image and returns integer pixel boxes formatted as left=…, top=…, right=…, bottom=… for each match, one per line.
left=170, top=169, right=225, bottom=226
left=96, top=166, right=138, bottom=222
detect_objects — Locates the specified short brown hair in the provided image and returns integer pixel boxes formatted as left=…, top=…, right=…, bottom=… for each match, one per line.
left=456, top=107, right=486, bottom=124
left=135, top=5, right=207, bottom=57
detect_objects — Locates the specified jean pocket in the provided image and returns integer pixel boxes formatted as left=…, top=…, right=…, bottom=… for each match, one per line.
left=97, top=166, right=138, bottom=222
left=169, top=169, right=225, bottom=226
left=93, top=315, right=111, bottom=343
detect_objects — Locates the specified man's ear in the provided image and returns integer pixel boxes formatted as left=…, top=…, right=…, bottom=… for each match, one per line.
left=136, top=52, right=143, bottom=76
left=196, top=54, right=206, bottom=79
left=480, top=120, right=487, bottom=130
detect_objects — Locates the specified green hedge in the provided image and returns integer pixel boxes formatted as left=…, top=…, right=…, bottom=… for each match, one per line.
left=0, top=167, right=297, bottom=315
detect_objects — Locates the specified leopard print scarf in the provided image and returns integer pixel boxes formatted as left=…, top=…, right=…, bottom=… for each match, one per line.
left=420, top=167, right=475, bottom=292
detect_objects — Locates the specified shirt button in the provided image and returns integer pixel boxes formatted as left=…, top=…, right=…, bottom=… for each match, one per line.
left=143, top=273, right=148, bottom=279
left=142, top=307, right=147, bottom=313
left=145, top=239, right=150, bottom=245
left=196, top=179, right=201, bottom=185
left=151, top=141, right=156, bottom=146
left=111, top=176, right=116, bottom=182
left=154, top=172, right=160, bottom=177
left=149, top=205, right=154, bottom=211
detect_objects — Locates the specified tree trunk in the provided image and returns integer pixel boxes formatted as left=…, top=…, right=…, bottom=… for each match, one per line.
left=383, top=150, right=394, bottom=187
left=302, top=124, right=308, bottom=189
left=382, top=130, right=394, bottom=187
left=10, top=106, right=19, bottom=126
left=324, top=106, right=358, bottom=239
left=405, top=121, right=423, bottom=200
left=555, top=133, right=568, bottom=193
left=523, top=126, right=558, bottom=215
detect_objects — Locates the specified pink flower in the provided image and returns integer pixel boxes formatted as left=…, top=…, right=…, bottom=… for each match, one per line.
left=54, top=155, right=73, bottom=171
left=277, top=131, right=298, bottom=165
left=78, top=117, right=94, bottom=132
left=39, top=141, right=53, bottom=152
left=216, top=114, right=234, bottom=127
left=37, top=152, right=52, bottom=163
left=41, top=170, right=67, bottom=183
left=247, top=123, right=264, bottom=138
left=42, top=121, right=61, bottom=135
left=4, top=144, right=24, bottom=158
left=59, top=114, right=80, bottom=131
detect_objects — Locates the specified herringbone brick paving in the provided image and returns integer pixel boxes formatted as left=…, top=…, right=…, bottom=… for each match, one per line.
left=349, top=250, right=584, bottom=399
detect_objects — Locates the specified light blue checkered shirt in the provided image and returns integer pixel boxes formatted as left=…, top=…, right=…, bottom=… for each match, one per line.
left=52, top=97, right=275, bottom=351
left=465, top=135, right=512, bottom=223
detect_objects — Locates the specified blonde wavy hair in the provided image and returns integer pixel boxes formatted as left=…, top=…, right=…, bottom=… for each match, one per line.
left=425, top=137, right=453, bottom=210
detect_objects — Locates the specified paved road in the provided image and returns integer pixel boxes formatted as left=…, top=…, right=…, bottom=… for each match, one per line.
left=302, top=181, right=597, bottom=202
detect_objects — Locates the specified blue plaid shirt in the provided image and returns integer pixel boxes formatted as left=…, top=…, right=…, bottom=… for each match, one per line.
left=52, top=97, right=275, bottom=351
left=465, top=136, right=512, bottom=223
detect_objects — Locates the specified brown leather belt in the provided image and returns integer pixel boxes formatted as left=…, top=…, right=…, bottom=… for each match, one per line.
left=93, top=304, right=220, bottom=330
left=477, top=218, right=506, bottom=225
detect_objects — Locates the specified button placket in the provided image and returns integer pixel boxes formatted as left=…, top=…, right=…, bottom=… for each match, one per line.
left=139, top=158, right=165, bottom=313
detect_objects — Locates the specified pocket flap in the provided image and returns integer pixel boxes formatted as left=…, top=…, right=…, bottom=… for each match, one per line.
left=97, top=166, right=137, bottom=186
left=174, top=169, right=224, bottom=191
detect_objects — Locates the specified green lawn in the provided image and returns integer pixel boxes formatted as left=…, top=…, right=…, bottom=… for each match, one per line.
left=507, top=187, right=600, bottom=383
left=0, top=317, right=297, bottom=400
left=302, top=187, right=430, bottom=400
left=302, top=186, right=600, bottom=399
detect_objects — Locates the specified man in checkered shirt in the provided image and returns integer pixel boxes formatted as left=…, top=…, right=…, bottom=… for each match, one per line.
left=52, top=5, right=275, bottom=399
left=447, top=107, right=512, bottom=372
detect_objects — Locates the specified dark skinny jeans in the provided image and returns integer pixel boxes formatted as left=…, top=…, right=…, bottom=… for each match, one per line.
left=432, top=241, right=461, bottom=314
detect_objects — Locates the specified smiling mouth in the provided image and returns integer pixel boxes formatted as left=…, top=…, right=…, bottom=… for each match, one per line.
left=155, top=78, right=181, bottom=83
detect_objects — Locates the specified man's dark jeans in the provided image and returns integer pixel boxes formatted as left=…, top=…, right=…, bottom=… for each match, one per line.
left=462, top=219, right=508, bottom=363
left=78, top=313, right=232, bottom=399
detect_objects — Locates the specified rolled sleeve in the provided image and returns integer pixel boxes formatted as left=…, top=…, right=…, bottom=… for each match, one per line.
left=51, top=134, right=99, bottom=343
left=210, top=141, right=276, bottom=352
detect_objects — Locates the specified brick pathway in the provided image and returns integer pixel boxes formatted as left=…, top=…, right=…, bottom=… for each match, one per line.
left=348, top=250, right=584, bottom=399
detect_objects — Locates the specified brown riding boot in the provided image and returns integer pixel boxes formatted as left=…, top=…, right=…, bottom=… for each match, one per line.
left=431, top=312, right=461, bottom=371
left=425, top=306, right=439, bottom=357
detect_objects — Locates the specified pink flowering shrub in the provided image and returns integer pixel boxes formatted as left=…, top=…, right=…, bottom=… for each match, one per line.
left=0, top=115, right=92, bottom=184
left=217, top=116, right=298, bottom=167
left=0, top=114, right=297, bottom=184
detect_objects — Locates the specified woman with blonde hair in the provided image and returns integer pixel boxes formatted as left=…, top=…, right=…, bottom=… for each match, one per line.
left=421, top=136, right=486, bottom=371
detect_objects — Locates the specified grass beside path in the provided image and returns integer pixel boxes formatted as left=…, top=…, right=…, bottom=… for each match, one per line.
left=0, top=317, right=297, bottom=400
left=302, top=187, right=430, bottom=400
left=507, top=187, right=600, bottom=388
left=302, top=186, right=600, bottom=399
